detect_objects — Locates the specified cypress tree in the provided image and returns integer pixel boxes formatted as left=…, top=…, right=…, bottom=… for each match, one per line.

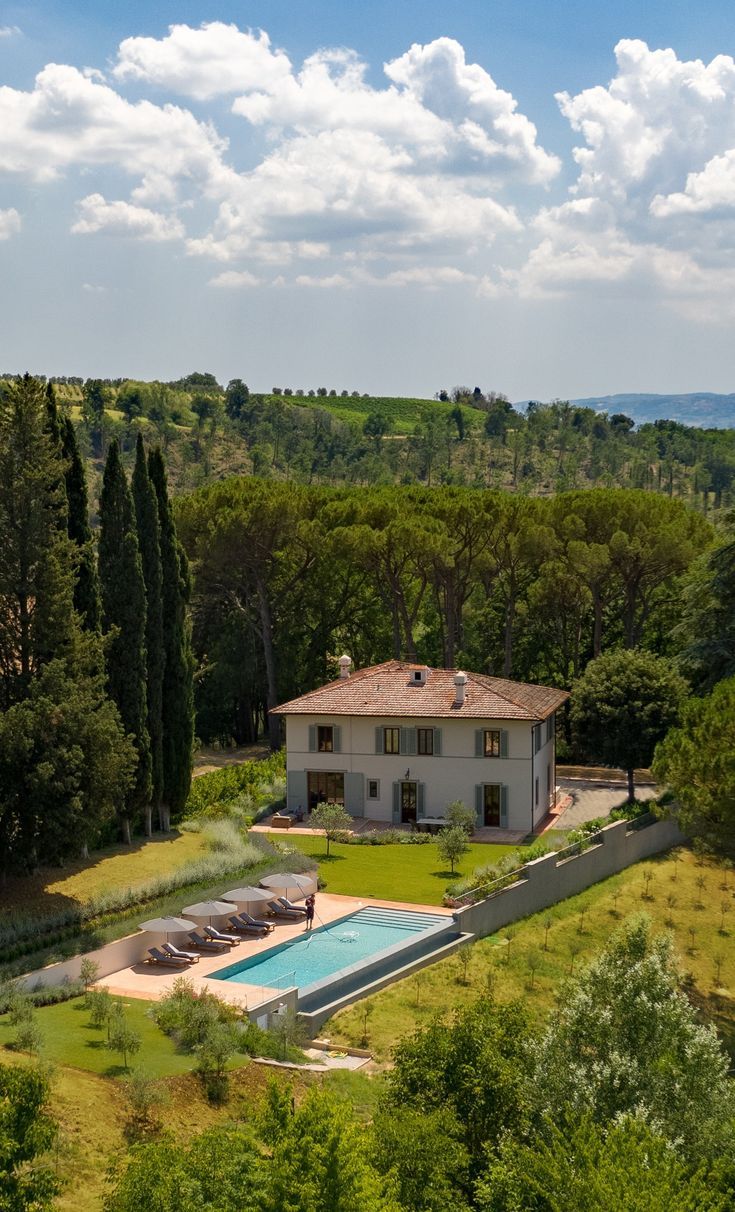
left=149, top=447, right=194, bottom=829
left=98, top=440, right=151, bottom=842
left=132, top=434, right=164, bottom=835
left=62, top=417, right=101, bottom=631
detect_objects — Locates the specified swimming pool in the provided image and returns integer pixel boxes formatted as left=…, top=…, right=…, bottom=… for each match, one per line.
left=209, top=906, right=449, bottom=993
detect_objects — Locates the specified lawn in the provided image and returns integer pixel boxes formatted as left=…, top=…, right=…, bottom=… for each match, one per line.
left=2, top=830, right=209, bottom=920
left=327, top=847, right=735, bottom=1059
left=269, top=833, right=515, bottom=905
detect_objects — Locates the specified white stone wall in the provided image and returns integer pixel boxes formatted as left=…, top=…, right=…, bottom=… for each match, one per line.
left=285, top=713, right=546, bottom=831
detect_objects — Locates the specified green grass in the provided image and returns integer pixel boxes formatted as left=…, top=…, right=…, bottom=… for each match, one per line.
left=269, top=833, right=515, bottom=904
left=264, top=392, right=478, bottom=434
left=327, top=847, right=735, bottom=1059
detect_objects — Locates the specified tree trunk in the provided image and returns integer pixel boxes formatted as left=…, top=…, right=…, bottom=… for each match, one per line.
left=503, top=596, right=516, bottom=677
left=255, top=577, right=281, bottom=750
left=144, top=804, right=153, bottom=838
left=592, top=593, right=603, bottom=658
left=121, top=816, right=132, bottom=845
left=627, top=768, right=635, bottom=803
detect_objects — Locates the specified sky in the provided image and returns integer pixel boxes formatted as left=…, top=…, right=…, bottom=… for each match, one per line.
left=2, top=1, right=735, bottom=399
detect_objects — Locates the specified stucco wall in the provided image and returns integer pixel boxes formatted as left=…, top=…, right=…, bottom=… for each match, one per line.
left=285, top=713, right=544, bottom=830
left=457, top=816, right=685, bottom=939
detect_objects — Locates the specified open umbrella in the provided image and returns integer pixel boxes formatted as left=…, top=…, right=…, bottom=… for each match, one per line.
left=260, top=872, right=315, bottom=898
left=139, top=915, right=197, bottom=941
left=222, top=886, right=273, bottom=905
left=182, top=900, right=234, bottom=926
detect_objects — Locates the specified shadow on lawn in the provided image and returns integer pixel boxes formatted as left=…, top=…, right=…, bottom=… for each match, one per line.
left=431, top=869, right=457, bottom=880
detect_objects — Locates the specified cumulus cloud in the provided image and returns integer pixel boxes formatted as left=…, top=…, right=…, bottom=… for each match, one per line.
left=114, top=22, right=291, bottom=101
left=208, top=269, right=260, bottom=288
left=0, top=207, right=21, bottom=239
left=71, top=194, right=185, bottom=240
left=0, top=25, right=20, bottom=38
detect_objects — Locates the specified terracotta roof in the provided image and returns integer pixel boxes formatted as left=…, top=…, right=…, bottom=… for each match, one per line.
left=273, top=661, right=568, bottom=721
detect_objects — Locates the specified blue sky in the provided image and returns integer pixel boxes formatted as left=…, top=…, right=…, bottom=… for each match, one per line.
left=2, top=1, right=735, bottom=398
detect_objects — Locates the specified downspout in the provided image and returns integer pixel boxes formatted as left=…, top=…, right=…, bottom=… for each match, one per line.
left=531, top=723, right=535, bottom=835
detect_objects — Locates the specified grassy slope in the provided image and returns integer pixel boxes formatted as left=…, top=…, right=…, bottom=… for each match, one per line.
left=327, top=847, right=735, bottom=1059
left=2, top=831, right=209, bottom=920
left=269, top=833, right=514, bottom=905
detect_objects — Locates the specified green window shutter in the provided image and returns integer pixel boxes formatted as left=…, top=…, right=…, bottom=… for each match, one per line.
left=344, top=772, right=364, bottom=817
left=433, top=728, right=442, bottom=756
left=308, top=725, right=317, bottom=753
left=332, top=725, right=342, bottom=753
left=375, top=727, right=384, bottom=754
left=475, top=729, right=484, bottom=757
left=392, top=782, right=400, bottom=823
left=417, top=783, right=426, bottom=818
left=287, top=770, right=308, bottom=812
left=400, top=727, right=416, bottom=755
left=500, top=785, right=508, bottom=828
left=475, top=784, right=484, bottom=827
left=500, top=730, right=509, bottom=758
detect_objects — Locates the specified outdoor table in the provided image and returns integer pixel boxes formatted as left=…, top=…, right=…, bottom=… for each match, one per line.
left=415, top=817, right=448, bottom=835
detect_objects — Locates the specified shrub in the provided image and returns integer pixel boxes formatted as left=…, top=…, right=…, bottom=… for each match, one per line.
left=185, top=753, right=287, bottom=820
left=152, top=977, right=239, bottom=1052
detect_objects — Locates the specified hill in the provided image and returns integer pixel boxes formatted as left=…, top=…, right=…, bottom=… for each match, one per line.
left=568, top=393, right=735, bottom=428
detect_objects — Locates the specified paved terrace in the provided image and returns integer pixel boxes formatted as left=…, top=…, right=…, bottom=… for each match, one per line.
left=98, top=893, right=454, bottom=1012
left=251, top=814, right=531, bottom=845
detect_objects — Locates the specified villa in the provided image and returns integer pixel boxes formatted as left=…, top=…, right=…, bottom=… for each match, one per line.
left=273, top=658, right=569, bottom=834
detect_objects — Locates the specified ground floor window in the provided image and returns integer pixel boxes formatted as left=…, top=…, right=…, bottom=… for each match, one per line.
left=308, top=771, right=344, bottom=809
left=483, top=784, right=501, bottom=827
left=367, top=779, right=380, bottom=799
left=401, top=780, right=418, bottom=824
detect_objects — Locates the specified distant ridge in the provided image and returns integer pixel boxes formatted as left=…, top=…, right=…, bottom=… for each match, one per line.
left=532, top=393, right=735, bottom=429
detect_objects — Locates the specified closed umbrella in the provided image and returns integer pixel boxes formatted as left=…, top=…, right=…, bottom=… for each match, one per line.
left=222, top=886, right=273, bottom=905
left=260, top=872, right=314, bottom=898
left=182, top=900, right=234, bottom=926
left=139, top=915, right=197, bottom=941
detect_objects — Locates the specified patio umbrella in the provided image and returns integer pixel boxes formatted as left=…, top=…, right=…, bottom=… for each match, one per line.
left=139, top=915, right=197, bottom=940
left=260, top=872, right=314, bottom=898
left=181, top=900, right=234, bottom=925
left=222, top=886, right=273, bottom=904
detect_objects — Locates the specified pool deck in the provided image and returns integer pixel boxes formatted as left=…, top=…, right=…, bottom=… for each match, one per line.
left=98, top=893, right=454, bottom=1012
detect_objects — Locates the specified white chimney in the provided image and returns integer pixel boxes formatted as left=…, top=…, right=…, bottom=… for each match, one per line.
left=454, top=671, right=467, bottom=706
left=338, top=654, right=352, bottom=679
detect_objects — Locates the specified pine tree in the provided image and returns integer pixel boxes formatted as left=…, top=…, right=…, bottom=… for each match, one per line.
left=132, top=434, right=164, bottom=834
left=149, top=447, right=194, bottom=829
left=98, top=440, right=151, bottom=842
left=62, top=417, right=101, bottom=631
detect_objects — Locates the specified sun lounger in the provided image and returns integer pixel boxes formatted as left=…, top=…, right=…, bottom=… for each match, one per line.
left=239, top=910, right=274, bottom=932
left=277, top=896, right=307, bottom=915
left=266, top=900, right=304, bottom=921
left=188, top=931, right=228, bottom=953
left=226, top=915, right=269, bottom=937
left=147, top=946, right=190, bottom=967
left=163, top=942, right=199, bottom=963
left=204, top=925, right=241, bottom=945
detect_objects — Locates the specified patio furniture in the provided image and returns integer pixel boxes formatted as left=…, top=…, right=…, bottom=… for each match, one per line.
left=204, top=925, right=241, bottom=945
left=188, top=931, right=228, bottom=953
left=277, top=896, right=307, bottom=916
left=163, top=942, right=199, bottom=964
left=147, top=946, right=190, bottom=967
left=260, top=873, right=315, bottom=898
left=270, top=814, right=292, bottom=829
left=227, top=915, right=270, bottom=937
left=266, top=900, right=304, bottom=921
left=239, top=910, right=274, bottom=932
left=415, top=817, right=448, bottom=835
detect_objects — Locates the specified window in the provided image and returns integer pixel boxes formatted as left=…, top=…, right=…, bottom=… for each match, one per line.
left=484, top=730, right=501, bottom=757
left=483, top=784, right=501, bottom=826
left=535, top=776, right=539, bottom=806
left=546, top=714, right=555, bottom=743
left=384, top=727, right=400, bottom=754
left=413, top=670, right=422, bottom=682
left=307, top=771, right=344, bottom=808
left=417, top=728, right=434, bottom=755
left=367, top=779, right=380, bottom=800
left=533, top=724, right=542, bottom=754
left=318, top=725, right=333, bottom=752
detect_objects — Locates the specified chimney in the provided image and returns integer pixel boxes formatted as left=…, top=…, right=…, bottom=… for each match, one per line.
left=338, top=654, right=352, bottom=680
left=454, top=671, right=467, bottom=707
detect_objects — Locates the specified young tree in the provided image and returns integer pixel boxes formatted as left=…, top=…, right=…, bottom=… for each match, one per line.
left=310, top=800, right=352, bottom=855
left=571, top=649, right=688, bottom=800
left=0, top=1065, right=60, bottom=1210
left=149, top=448, right=194, bottom=829
left=532, top=916, right=735, bottom=1160
left=106, top=1128, right=264, bottom=1212
left=132, top=434, right=164, bottom=835
left=98, top=440, right=152, bottom=842
left=653, top=677, right=735, bottom=854
left=122, top=1071, right=168, bottom=1142
left=108, top=1008, right=142, bottom=1071
left=437, top=824, right=470, bottom=874
left=445, top=800, right=475, bottom=835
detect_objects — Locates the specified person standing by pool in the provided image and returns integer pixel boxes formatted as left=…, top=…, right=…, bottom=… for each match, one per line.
left=304, top=894, right=315, bottom=931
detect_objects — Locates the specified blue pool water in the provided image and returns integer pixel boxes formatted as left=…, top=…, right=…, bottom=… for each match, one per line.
left=209, top=906, right=448, bottom=992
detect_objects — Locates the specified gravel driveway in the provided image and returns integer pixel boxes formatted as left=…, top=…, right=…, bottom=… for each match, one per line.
left=555, top=779, right=658, bottom=830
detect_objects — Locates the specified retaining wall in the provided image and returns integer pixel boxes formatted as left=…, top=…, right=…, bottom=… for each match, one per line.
left=16, top=929, right=173, bottom=991
left=457, top=816, right=684, bottom=939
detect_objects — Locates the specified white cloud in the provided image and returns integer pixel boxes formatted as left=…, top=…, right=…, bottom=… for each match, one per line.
left=293, top=272, right=353, bottom=289
left=71, top=194, right=185, bottom=240
left=0, top=207, right=20, bottom=239
left=208, top=269, right=260, bottom=288
left=114, top=22, right=291, bottom=101
left=0, top=25, right=20, bottom=39
left=82, top=282, right=108, bottom=294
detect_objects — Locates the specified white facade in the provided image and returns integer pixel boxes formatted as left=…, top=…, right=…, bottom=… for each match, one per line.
left=284, top=711, right=557, bottom=833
